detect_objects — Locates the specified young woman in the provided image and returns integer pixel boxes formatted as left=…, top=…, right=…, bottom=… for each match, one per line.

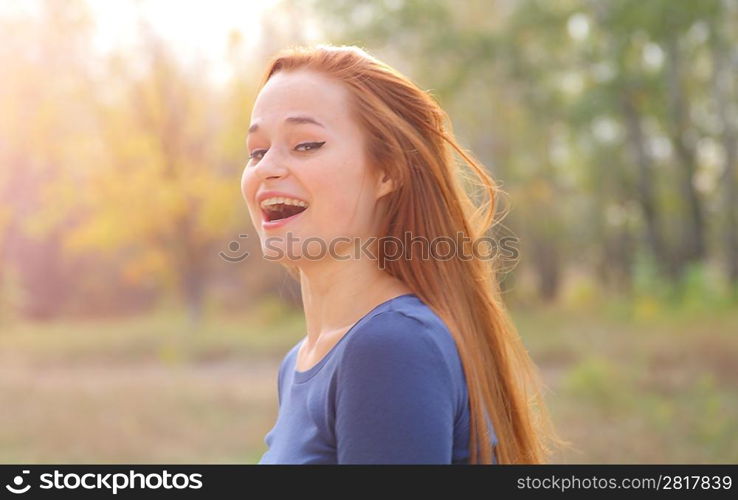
left=241, top=44, right=562, bottom=464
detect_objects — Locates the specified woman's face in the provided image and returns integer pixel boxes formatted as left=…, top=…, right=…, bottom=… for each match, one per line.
left=241, top=69, right=392, bottom=263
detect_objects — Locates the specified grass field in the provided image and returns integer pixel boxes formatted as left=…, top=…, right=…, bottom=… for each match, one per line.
left=0, top=296, right=736, bottom=463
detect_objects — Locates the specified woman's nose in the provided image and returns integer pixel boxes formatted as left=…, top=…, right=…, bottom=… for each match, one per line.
left=254, top=149, right=289, bottom=180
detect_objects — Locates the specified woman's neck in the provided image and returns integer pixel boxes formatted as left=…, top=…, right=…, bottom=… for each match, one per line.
left=298, top=258, right=412, bottom=344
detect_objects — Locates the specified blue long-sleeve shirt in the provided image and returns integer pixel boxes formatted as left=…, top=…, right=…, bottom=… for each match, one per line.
left=257, top=293, right=498, bottom=464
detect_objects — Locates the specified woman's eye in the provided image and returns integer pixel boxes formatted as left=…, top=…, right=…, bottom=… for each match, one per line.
left=249, top=149, right=266, bottom=161
left=295, top=141, right=326, bottom=152
left=248, top=142, right=325, bottom=164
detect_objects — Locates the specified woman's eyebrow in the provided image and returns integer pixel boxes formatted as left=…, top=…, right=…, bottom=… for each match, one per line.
left=248, top=115, right=325, bottom=135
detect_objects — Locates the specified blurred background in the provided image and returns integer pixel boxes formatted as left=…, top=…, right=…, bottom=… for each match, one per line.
left=0, top=0, right=736, bottom=464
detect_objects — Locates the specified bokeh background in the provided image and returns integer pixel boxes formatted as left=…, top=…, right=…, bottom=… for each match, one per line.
left=1, top=0, right=737, bottom=464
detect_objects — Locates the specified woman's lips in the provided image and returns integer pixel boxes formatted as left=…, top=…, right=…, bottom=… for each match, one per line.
left=261, top=207, right=308, bottom=230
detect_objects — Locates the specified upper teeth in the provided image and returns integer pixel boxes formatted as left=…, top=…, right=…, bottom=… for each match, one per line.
left=260, top=197, right=308, bottom=209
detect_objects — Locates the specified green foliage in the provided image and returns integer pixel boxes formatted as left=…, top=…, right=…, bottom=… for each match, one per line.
left=563, top=356, right=633, bottom=413
left=631, top=249, right=672, bottom=304
left=520, top=303, right=738, bottom=462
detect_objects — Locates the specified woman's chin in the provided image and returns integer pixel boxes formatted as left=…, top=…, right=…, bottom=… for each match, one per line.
left=259, top=241, right=310, bottom=263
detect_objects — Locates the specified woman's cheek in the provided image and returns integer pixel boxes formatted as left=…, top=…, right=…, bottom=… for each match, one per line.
left=334, top=199, right=367, bottom=238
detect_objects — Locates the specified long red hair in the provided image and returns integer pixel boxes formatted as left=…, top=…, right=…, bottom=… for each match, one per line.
left=255, top=44, right=566, bottom=463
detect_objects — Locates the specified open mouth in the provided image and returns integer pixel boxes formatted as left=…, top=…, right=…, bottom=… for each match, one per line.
left=260, top=197, right=309, bottom=222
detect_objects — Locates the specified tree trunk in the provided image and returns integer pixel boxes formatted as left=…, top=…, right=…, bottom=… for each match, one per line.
left=177, top=209, right=209, bottom=329
left=710, top=19, right=738, bottom=289
left=664, top=36, right=707, bottom=268
left=620, top=90, right=674, bottom=279
left=530, top=234, right=560, bottom=303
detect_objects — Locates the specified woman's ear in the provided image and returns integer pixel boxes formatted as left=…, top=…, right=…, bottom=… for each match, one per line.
left=375, top=170, right=396, bottom=199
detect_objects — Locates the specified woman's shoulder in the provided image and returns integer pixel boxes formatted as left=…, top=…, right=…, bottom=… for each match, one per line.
left=374, top=294, right=456, bottom=347
left=341, top=294, right=461, bottom=373
left=334, top=294, right=468, bottom=419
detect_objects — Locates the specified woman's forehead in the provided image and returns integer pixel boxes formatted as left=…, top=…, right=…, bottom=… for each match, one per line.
left=251, top=70, right=351, bottom=129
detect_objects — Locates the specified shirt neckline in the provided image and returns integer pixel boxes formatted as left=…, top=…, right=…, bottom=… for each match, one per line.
left=292, top=293, right=418, bottom=384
